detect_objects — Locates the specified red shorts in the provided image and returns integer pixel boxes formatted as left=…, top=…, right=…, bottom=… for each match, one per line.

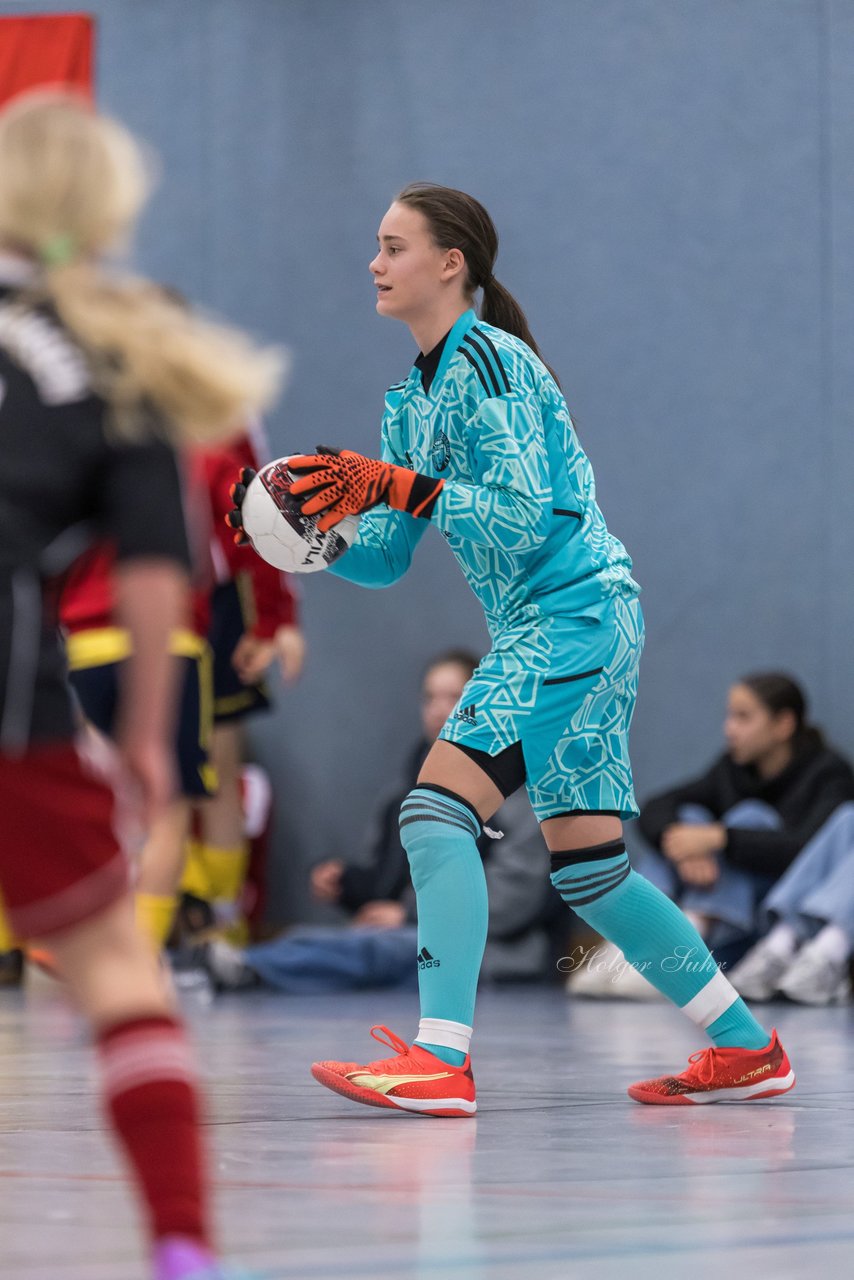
left=0, top=739, right=130, bottom=940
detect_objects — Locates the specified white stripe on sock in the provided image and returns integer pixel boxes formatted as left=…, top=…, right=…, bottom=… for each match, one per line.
left=679, top=969, right=738, bottom=1029
left=417, top=1017, right=472, bottom=1055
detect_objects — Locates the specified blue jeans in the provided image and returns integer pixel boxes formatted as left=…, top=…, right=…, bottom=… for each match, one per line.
left=761, top=802, right=854, bottom=942
left=243, top=925, right=419, bottom=994
left=638, top=801, right=780, bottom=942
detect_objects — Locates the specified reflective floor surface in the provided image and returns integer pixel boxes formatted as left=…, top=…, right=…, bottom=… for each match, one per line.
left=1, top=980, right=851, bottom=1279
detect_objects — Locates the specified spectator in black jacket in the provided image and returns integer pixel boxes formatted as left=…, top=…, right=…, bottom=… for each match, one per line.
left=567, top=672, right=854, bottom=999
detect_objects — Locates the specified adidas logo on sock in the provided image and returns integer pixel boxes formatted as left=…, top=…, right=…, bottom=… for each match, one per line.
left=418, top=947, right=441, bottom=970
left=454, top=703, right=477, bottom=725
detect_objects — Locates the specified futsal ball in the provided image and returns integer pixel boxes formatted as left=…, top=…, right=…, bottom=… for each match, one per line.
left=240, top=456, right=360, bottom=573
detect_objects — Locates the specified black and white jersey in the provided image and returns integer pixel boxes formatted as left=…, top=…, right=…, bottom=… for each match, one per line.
left=0, top=257, right=190, bottom=750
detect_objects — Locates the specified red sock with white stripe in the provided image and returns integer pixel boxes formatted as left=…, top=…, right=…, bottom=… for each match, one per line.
left=96, top=1015, right=211, bottom=1253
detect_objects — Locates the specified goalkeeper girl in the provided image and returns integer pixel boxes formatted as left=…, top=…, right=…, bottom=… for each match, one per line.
left=232, top=183, right=794, bottom=1113
left=0, top=93, right=279, bottom=1278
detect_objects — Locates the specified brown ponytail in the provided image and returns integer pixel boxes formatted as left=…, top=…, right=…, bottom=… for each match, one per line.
left=396, top=182, right=560, bottom=385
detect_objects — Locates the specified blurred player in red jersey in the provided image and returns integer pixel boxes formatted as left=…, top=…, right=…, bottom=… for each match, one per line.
left=183, top=426, right=302, bottom=944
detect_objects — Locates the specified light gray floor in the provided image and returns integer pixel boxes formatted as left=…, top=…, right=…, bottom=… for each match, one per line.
left=0, top=978, right=851, bottom=1280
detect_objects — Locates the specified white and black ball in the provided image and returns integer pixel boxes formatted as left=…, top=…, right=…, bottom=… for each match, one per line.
left=240, top=457, right=360, bottom=574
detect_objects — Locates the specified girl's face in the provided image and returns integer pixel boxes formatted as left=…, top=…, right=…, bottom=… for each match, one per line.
left=370, top=202, right=465, bottom=326
left=724, top=684, right=795, bottom=766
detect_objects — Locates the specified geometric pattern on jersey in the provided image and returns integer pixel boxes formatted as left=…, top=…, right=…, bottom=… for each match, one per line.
left=330, top=308, right=640, bottom=640
left=441, top=594, right=644, bottom=821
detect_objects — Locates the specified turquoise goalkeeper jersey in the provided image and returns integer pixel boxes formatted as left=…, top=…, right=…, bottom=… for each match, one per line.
left=329, top=308, right=639, bottom=640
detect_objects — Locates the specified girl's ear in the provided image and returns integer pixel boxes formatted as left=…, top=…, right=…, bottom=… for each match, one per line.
left=442, top=247, right=466, bottom=282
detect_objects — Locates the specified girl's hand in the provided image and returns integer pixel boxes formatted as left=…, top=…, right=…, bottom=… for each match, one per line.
left=676, top=855, right=721, bottom=887
left=661, top=822, right=726, bottom=863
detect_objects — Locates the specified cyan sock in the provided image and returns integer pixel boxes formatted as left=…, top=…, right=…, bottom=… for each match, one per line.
left=400, top=785, right=487, bottom=1067
left=417, top=1042, right=467, bottom=1067
left=705, top=1002, right=769, bottom=1050
left=551, top=842, right=769, bottom=1050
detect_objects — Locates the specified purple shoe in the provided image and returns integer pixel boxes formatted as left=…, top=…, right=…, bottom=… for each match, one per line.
left=153, top=1236, right=258, bottom=1280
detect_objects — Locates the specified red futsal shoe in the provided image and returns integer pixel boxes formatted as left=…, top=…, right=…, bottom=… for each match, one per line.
left=311, top=1025, right=477, bottom=1117
left=628, top=1029, right=795, bottom=1105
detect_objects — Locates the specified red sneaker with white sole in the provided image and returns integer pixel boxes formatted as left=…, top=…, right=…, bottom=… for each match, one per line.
left=311, top=1025, right=476, bottom=1117
left=628, top=1029, right=795, bottom=1105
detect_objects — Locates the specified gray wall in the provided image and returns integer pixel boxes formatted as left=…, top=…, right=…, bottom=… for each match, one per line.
left=4, top=0, right=853, bottom=917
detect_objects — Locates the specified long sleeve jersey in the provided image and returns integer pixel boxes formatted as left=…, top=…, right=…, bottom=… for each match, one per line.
left=330, top=309, right=638, bottom=639
left=637, top=742, right=854, bottom=878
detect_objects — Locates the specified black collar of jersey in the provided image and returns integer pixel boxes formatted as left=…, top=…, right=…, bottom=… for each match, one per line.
left=414, top=331, right=450, bottom=395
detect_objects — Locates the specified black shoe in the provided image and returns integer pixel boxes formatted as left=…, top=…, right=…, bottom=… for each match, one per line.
left=169, top=892, right=216, bottom=947
left=0, top=949, right=24, bottom=988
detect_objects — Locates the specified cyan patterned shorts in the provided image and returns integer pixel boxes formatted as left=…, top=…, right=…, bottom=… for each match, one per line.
left=439, top=593, right=644, bottom=822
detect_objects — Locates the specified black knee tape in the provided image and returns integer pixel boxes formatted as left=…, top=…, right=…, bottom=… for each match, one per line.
left=549, top=839, right=627, bottom=874
left=408, top=783, right=483, bottom=832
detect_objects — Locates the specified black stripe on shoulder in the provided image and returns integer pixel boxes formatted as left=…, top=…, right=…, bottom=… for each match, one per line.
left=387, top=381, right=407, bottom=392
left=461, top=334, right=502, bottom=397
left=460, top=348, right=493, bottom=397
left=472, top=327, right=512, bottom=394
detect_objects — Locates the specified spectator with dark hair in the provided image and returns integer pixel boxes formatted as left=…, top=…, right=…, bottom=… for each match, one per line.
left=567, top=672, right=854, bottom=999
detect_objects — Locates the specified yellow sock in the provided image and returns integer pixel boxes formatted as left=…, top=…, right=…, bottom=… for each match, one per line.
left=180, top=838, right=214, bottom=901
left=0, top=894, right=17, bottom=952
left=203, top=842, right=250, bottom=902
left=135, top=893, right=178, bottom=949
left=202, top=842, right=250, bottom=943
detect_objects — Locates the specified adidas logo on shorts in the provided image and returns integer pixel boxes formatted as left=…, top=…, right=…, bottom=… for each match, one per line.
left=454, top=703, right=477, bottom=726
left=418, top=947, right=440, bottom=970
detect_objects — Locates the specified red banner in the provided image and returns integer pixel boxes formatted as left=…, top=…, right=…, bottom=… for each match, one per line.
left=0, top=13, right=94, bottom=107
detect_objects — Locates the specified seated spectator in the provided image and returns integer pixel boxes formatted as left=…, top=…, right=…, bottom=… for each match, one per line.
left=567, top=671, right=854, bottom=999
left=197, top=650, right=554, bottom=992
left=729, top=804, right=854, bottom=1004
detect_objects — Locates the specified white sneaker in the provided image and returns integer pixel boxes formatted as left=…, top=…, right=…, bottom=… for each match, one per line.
left=564, top=940, right=660, bottom=1000
left=777, top=942, right=852, bottom=1006
left=203, top=939, right=257, bottom=991
left=727, top=939, right=793, bottom=1002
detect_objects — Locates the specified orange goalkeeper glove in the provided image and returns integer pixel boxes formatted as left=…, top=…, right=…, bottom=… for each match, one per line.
left=288, top=446, right=444, bottom=533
